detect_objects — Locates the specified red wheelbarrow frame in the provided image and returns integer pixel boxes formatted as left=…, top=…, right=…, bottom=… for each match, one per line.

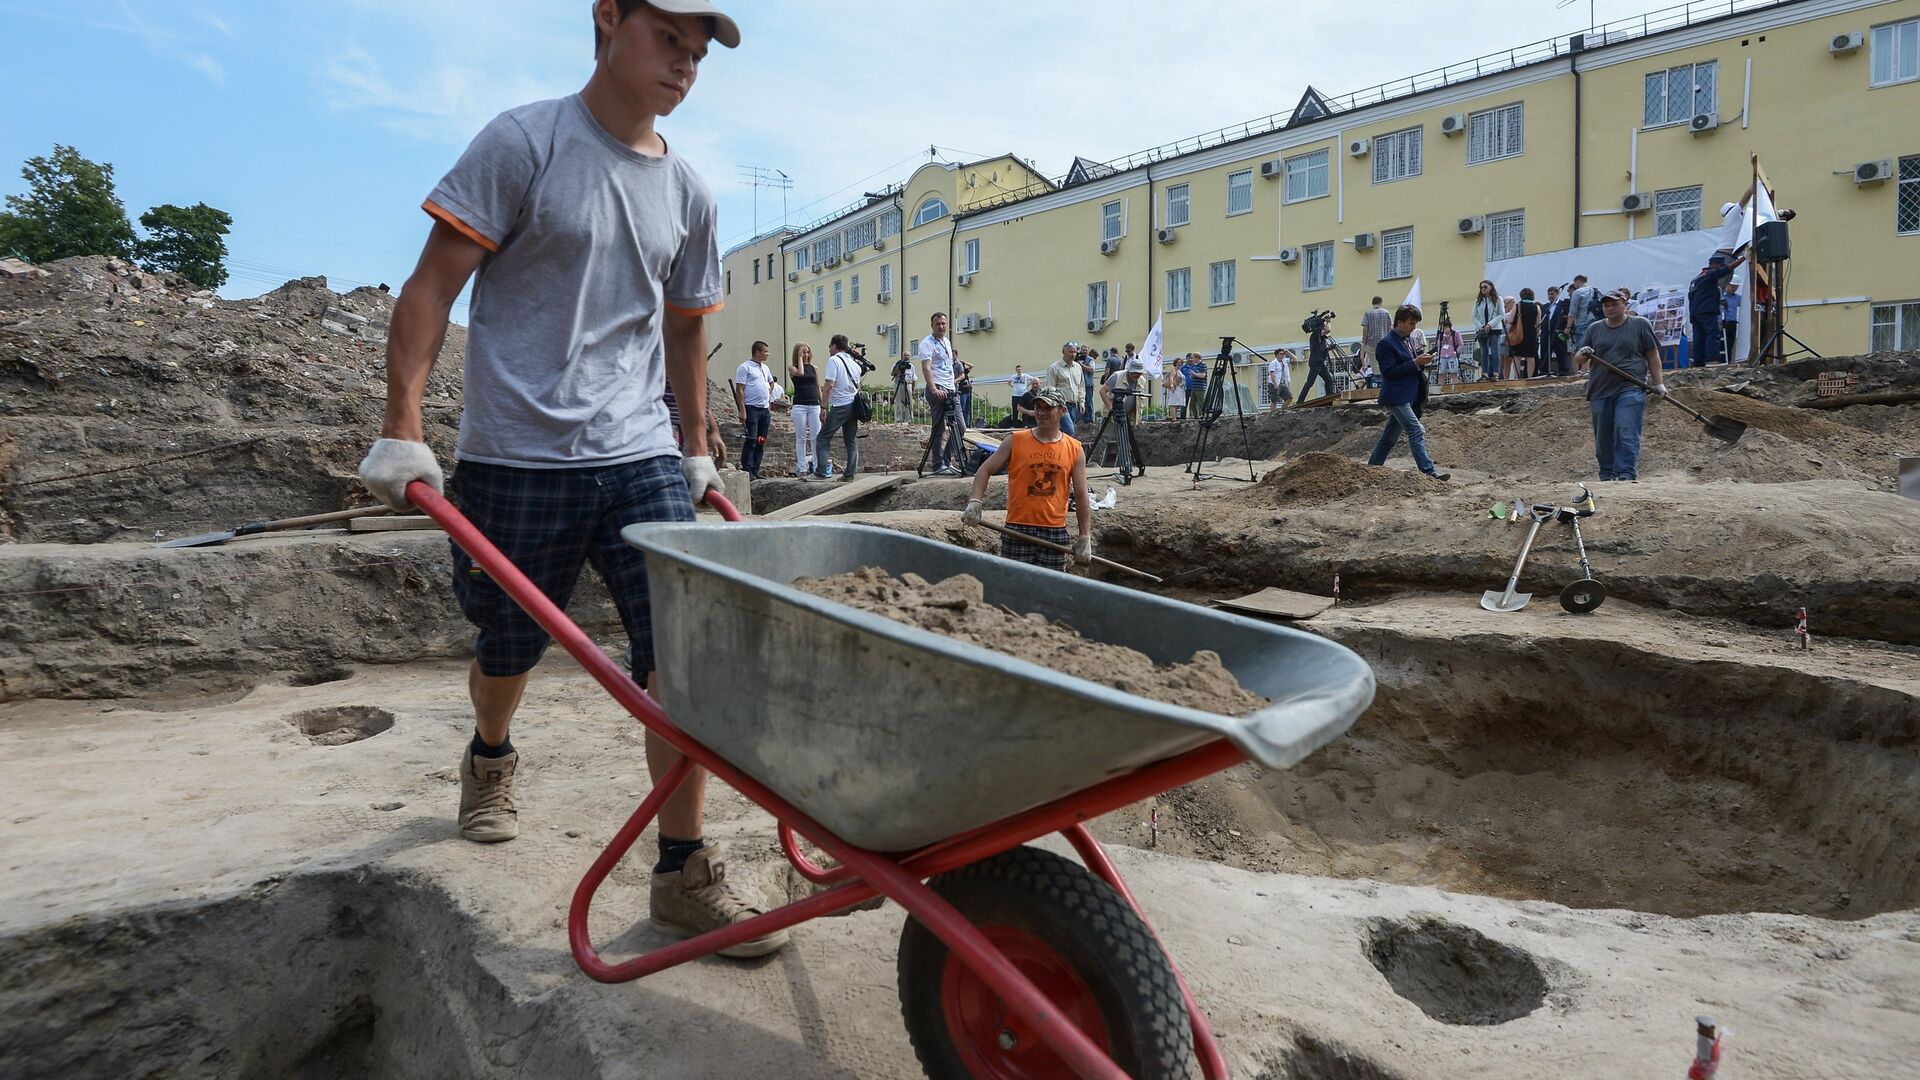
left=408, top=481, right=1234, bottom=1080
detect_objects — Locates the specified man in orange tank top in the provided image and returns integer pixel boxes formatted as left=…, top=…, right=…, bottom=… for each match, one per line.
left=963, top=387, right=1093, bottom=571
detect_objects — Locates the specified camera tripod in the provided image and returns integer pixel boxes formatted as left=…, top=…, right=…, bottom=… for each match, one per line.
left=1185, top=337, right=1259, bottom=486
left=1084, top=387, right=1147, bottom=485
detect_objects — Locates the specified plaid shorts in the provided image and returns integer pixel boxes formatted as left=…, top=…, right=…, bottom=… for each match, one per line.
left=999, top=522, right=1071, bottom=572
left=448, top=455, right=695, bottom=678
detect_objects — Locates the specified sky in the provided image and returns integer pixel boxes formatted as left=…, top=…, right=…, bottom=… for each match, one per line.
left=0, top=0, right=1661, bottom=317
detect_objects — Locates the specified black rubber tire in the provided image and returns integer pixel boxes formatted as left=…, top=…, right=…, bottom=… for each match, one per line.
left=896, top=845, right=1194, bottom=1080
left=1560, top=577, right=1608, bottom=613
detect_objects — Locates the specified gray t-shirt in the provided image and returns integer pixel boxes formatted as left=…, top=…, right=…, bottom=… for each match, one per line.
left=427, top=95, right=722, bottom=467
left=1579, top=316, right=1660, bottom=401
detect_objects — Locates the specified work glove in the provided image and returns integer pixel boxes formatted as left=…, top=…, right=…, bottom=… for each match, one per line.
left=962, top=499, right=983, bottom=527
left=681, top=454, right=722, bottom=508
left=1652, top=384, right=1670, bottom=397
left=1072, top=534, right=1094, bottom=566
left=358, top=438, right=443, bottom=511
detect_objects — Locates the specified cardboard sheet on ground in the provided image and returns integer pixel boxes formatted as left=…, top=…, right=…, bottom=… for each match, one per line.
left=1212, top=587, right=1336, bottom=621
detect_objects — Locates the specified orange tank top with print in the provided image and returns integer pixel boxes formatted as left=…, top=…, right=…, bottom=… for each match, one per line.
left=1003, top=429, right=1081, bottom=528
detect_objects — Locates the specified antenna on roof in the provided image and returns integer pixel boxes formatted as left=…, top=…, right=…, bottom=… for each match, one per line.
left=738, top=165, right=794, bottom=234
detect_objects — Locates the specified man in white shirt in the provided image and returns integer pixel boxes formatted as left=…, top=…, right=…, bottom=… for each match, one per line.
left=1265, top=352, right=1292, bottom=411
left=916, top=312, right=964, bottom=474
left=814, top=333, right=865, bottom=480
left=731, top=341, right=774, bottom=478
left=1045, top=343, right=1082, bottom=435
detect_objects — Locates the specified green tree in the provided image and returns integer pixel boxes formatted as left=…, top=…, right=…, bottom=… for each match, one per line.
left=0, top=145, right=136, bottom=263
left=136, top=202, right=233, bottom=289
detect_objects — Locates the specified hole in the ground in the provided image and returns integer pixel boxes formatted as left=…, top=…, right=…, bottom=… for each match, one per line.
left=286, top=705, right=394, bottom=745
left=1364, top=916, right=1547, bottom=1026
left=289, top=664, right=354, bottom=687
left=1258, top=1033, right=1408, bottom=1080
left=0, top=872, right=597, bottom=1078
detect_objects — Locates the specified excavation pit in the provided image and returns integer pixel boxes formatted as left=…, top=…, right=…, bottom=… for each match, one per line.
left=1364, top=916, right=1548, bottom=1026
left=286, top=705, right=395, bottom=746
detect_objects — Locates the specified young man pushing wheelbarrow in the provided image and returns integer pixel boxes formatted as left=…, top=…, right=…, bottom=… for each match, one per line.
left=356, top=0, right=787, bottom=957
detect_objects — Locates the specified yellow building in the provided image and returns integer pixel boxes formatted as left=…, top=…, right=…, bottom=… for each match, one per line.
left=720, top=0, right=1920, bottom=398
left=709, top=228, right=791, bottom=387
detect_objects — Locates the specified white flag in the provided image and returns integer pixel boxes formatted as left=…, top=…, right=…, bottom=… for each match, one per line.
left=1403, top=278, right=1422, bottom=311
left=1139, top=313, right=1166, bottom=376
left=1731, top=183, right=1777, bottom=364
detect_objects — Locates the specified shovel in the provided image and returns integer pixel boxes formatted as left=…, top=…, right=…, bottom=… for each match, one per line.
left=1481, top=506, right=1552, bottom=612
left=159, top=506, right=392, bottom=548
left=1583, top=352, right=1747, bottom=444
left=967, top=518, right=1163, bottom=583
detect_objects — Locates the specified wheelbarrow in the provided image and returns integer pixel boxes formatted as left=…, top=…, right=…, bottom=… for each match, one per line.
left=407, top=480, right=1375, bottom=1079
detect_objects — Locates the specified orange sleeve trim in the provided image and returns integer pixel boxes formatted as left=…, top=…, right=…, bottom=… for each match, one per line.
left=666, top=300, right=724, bottom=317
left=422, top=200, right=500, bottom=253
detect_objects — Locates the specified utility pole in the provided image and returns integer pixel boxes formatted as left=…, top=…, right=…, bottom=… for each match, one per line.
left=738, top=166, right=794, bottom=236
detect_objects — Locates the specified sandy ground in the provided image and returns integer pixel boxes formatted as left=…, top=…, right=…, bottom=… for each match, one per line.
left=4, top=658, right=1918, bottom=1079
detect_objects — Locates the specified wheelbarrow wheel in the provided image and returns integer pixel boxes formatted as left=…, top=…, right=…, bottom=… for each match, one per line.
left=897, top=845, right=1194, bottom=1080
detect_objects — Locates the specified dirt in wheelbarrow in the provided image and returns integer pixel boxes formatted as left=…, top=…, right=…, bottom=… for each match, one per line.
left=795, top=567, right=1270, bottom=716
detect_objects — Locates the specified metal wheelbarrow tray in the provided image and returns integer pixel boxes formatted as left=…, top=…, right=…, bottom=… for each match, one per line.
left=407, top=483, right=1374, bottom=1080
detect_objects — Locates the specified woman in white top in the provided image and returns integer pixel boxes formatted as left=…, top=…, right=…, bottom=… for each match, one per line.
left=1473, top=279, right=1505, bottom=382
left=1163, top=365, right=1187, bottom=419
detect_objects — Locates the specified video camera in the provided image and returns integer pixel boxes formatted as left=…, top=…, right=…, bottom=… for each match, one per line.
left=848, top=342, right=875, bottom=374
left=1302, top=309, right=1335, bottom=336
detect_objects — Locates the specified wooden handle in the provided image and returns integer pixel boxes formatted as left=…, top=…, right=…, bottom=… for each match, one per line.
left=1584, top=354, right=1710, bottom=422
left=970, top=518, right=1163, bottom=583
left=253, top=506, right=394, bottom=533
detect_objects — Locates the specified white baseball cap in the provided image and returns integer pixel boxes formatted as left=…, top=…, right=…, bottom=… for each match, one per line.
left=649, top=0, right=742, bottom=48
left=1126, top=358, right=1148, bottom=374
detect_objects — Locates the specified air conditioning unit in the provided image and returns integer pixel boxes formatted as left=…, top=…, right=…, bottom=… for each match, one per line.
left=875, top=323, right=891, bottom=335
left=872, top=239, right=887, bottom=251
left=956, top=273, right=974, bottom=287
left=811, top=265, right=822, bottom=274
left=1620, top=191, right=1653, bottom=213
left=1457, top=215, right=1485, bottom=235
left=1156, top=227, right=1177, bottom=244
left=1830, top=30, right=1863, bottom=54
left=1099, top=238, right=1121, bottom=255
left=1352, top=232, right=1375, bottom=251
left=1853, top=159, right=1894, bottom=184
left=1259, top=159, right=1283, bottom=178
left=1348, top=138, right=1371, bottom=158
left=1689, top=112, right=1719, bottom=135
left=1087, top=318, right=1108, bottom=333
left=1278, top=247, right=1300, bottom=264
left=876, top=290, right=892, bottom=303
left=1440, top=113, right=1467, bottom=136
left=808, top=311, right=823, bottom=324
left=957, top=313, right=978, bottom=333
left=977, top=316, right=995, bottom=331
left=786, top=271, right=799, bottom=282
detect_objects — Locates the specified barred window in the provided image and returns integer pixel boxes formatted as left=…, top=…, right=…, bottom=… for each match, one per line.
left=1226, top=170, right=1254, bottom=215
left=1102, top=200, right=1123, bottom=242
left=1379, top=227, right=1414, bottom=281
left=878, top=207, right=902, bottom=238
left=1486, top=210, right=1525, bottom=261
left=1166, top=184, right=1190, bottom=227
left=843, top=217, right=876, bottom=251
left=1303, top=242, right=1335, bottom=291
left=1209, top=260, right=1237, bottom=305
left=1284, top=149, right=1329, bottom=203
left=1644, top=61, right=1717, bottom=126
left=1869, top=301, right=1920, bottom=351
left=1167, top=267, right=1192, bottom=311
left=832, top=280, right=842, bottom=309
left=850, top=274, right=860, bottom=303
left=811, top=234, right=841, bottom=265
left=1655, top=186, right=1704, bottom=235
left=1467, top=103, right=1523, bottom=164
left=1371, top=127, right=1422, bottom=184
left=1898, top=155, right=1920, bottom=235
left=1087, top=281, right=1109, bottom=323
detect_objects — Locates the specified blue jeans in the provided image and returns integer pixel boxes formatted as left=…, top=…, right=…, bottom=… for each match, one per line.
left=1590, top=388, right=1647, bottom=480
left=815, top=402, right=859, bottom=478
left=1477, top=330, right=1502, bottom=380
left=1056, top=409, right=1076, bottom=436
left=740, top=405, right=770, bottom=476
left=1366, top=402, right=1438, bottom=475
left=1691, top=315, right=1723, bottom=365
left=1081, top=378, right=1095, bottom=423
left=927, top=387, right=965, bottom=468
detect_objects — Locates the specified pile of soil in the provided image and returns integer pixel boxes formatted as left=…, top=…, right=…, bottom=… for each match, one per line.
left=794, top=567, right=1268, bottom=715
left=1250, top=451, right=1444, bottom=506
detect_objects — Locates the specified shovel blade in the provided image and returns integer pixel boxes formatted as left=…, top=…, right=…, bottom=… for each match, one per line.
left=1481, top=589, right=1532, bottom=613
left=157, top=530, right=237, bottom=549
left=1705, top=416, right=1747, bottom=444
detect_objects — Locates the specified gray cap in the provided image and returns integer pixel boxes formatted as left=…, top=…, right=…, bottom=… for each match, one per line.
left=648, top=0, right=742, bottom=47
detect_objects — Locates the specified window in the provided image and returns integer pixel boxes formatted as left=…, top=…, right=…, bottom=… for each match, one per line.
left=814, top=285, right=824, bottom=313
left=1643, top=61, right=1717, bottom=126
left=832, top=280, right=843, bottom=309
left=1209, top=260, right=1236, bottom=306
left=1486, top=209, right=1525, bottom=261
left=913, top=196, right=949, bottom=227
left=1467, top=103, right=1524, bottom=164
left=1900, top=156, right=1920, bottom=235
left=812, top=234, right=841, bottom=266
left=879, top=207, right=903, bottom=238
left=880, top=264, right=894, bottom=295
left=963, top=237, right=981, bottom=273
left=1379, top=227, right=1413, bottom=280
left=1303, top=242, right=1335, bottom=291
left=1284, top=149, right=1329, bottom=203
left=887, top=323, right=901, bottom=356
left=1166, top=267, right=1192, bottom=312
left=751, top=261, right=759, bottom=285
left=1101, top=200, right=1123, bottom=242
left=1087, top=281, right=1109, bottom=323
left=844, top=217, right=876, bottom=251
left=793, top=247, right=809, bottom=271
left=909, top=274, right=920, bottom=294
left=1165, top=184, right=1190, bottom=227
left=1372, top=127, right=1422, bottom=184
left=1869, top=300, right=1920, bottom=351
left=1226, top=170, right=1254, bottom=215
left=725, top=269, right=732, bottom=294
left=1873, top=18, right=1919, bottom=86
left=799, top=293, right=808, bottom=318
left=767, top=254, right=776, bottom=279
left=850, top=274, right=861, bottom=303
left=1654, top=185, right=1704, bottom=235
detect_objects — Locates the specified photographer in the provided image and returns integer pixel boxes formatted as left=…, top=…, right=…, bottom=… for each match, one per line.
left=813, top=334, right=865, bottom=481
left=889, top=351, right=915, bottom=419
left=1100, top=358, right=1149, bottom=478
left=1299, top=311, right=1337, bottom=401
